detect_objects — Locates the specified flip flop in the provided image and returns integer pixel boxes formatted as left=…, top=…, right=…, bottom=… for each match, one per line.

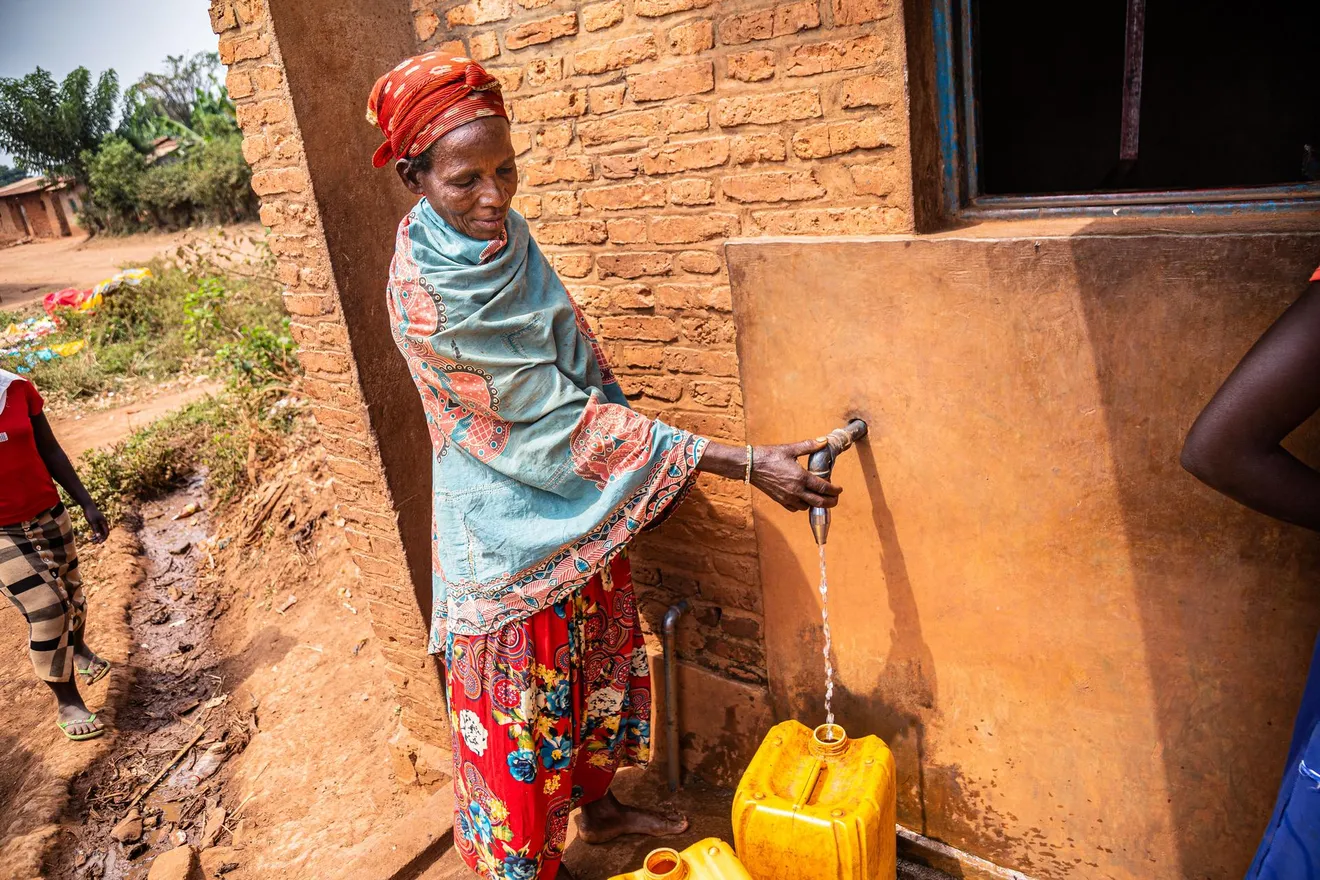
left=77, top=658, right=111, bottom=686
left=57, top=713, right=106, bottom=742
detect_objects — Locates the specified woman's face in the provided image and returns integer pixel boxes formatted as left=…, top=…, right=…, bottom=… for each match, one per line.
left=397, top=116, right=518, bottom=240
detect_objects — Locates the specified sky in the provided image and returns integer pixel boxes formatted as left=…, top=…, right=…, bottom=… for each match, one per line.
left=0, top=0, right=218, bottom=166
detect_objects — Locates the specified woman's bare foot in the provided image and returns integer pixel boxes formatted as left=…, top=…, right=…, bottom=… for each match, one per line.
left=576, top=792, right=689, bottom=845
left=74, top=645, right=109, bottom=681
left=47, top=679, right=104, bottom=738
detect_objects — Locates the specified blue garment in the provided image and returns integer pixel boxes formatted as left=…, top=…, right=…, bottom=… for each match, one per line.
left=1247, top=633, right=1320, bottom=879
left=385, top=199, right=706, bottom=650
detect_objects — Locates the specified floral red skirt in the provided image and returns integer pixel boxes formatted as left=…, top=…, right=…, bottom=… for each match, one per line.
left=445, top=553, right=651, bottom=880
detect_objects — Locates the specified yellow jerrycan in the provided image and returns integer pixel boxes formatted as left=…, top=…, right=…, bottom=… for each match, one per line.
left=732, top=721, right=897, bottom=880
left=609, top=838, right=753, bottom=880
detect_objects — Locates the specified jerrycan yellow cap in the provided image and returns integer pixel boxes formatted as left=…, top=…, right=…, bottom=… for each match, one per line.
left=642, top=848, right=688, bottom=880
left=809, top=723, right=849, bottom=757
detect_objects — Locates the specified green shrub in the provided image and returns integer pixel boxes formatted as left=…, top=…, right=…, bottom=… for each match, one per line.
left=83, top=135, right=146, bottom=233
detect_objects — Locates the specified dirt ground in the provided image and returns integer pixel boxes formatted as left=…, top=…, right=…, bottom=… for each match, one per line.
left=48, top=380, right=223, bottom=462
left=0, top=224, right=263, bottom=312
left=34, top=437, right=432, bottom=880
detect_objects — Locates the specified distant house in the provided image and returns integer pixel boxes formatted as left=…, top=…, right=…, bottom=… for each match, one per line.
left=146, top=136, right=183, bottom=166
left=0, top=177, right=87, bottom=243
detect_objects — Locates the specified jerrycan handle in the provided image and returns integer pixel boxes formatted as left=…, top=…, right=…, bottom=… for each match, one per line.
left=642, top=848, right=688, bottom=880
left=794, top=724, right=850, bottom=810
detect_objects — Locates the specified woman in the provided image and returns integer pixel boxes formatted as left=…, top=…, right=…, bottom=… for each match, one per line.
left=369, top=55, right=841, bottom=879
left=0, top=369, right=111, bottom=741
left=1182, top=266, right=1320, bottom=877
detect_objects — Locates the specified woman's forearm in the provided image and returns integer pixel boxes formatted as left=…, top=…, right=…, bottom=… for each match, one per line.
left=696, top=440, right=750, bottom=481
left=31, top=415, right=94, bottom=508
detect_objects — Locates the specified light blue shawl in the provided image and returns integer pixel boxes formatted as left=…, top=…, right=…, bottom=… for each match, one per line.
left=386, top=199, right=706, bottom=651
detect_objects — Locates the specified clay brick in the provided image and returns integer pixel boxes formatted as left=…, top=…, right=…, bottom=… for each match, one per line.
left=641, top=138, right=729, bottom=175
left=681, top=313, right=736, bottom=345
left=840, top=72, right=899, bottom=108
left=589, top=84, right=628, bottom=114
left=512, top=88, right=587, bottom=122
left=234, top=102, right=263, bottom=131
left=716, top=90, right=821, bottom=126
left=489, top=67, right=525, bottom=93
left=598, top=316, right=679, bottom=342
left=471, top=32, right=501, bottom=61
left=538, top=219, right=607, bottom=244
left=751, top=205, right=903, bottom=235
left=257, top=203, right=282, bottom=228
left=731, top=133, right=787, bottom=164
left=598, top=252, right=673, bottom=279
left=582, top=180, right=667, bottom=210
left=667, top=19, right=715, bottom=55
left=690, top=381, right=736, bottom=407
left=525, top=57, right=563, bottom=88
left=579, top=109, right=664, bottom=146
left=849, top=158, right=898, bottom=196
left=600, top=154, right=640, bottom=179
left=582, top=0, right=625, bottom=30
left=447, top=0, right=513, bottom=27
left=283, top=293, right=335, bottom=317
left=512, top=129, right=533, bottom=155
left=241, top=135, right=269, bottom=165
left=250, top=167, right=308, bottom=195
left=299, top=265, right=332, bottom=290
left=719, top=0, right=818, bottom=45
left=572, top=34, right=658, bottom=76
left=252, top=66, right=284, bottom=91
left=553, top=254, right=594, bottom=277
left=608, top=283, right=655, bottom=309
left=522, top=156, right=595, bottom=185
left=722, top=169, right=825, bottom=203
left=665, top=347, right=738, bottom=376
left=519, top=0, right=558, bottom=8
left=655, top=283, right=732, bottom=311
left=666, top=410, right=742, bottom=440
left=542, top=190, right=581, bottom=216
left=209, top=0, right=237, bottom=33
left=299, top=350, right=352, bottom=375
left=415, top=9, right=440, bottom=40
left=833, top=0, right=891, bottom=25
left=785, top=34, right=886, bottom=77
left=606, top=218, right=648, bottom=244
left=635, top=0, right=715, bottom=17
left=218, top=34, right=269, bottom=65
left=676, top=250, right=722, bottom=274
left=627, top=62, right=715, bottom=102
left=612, top=344, right=666, bottom=369
left=670, top=178, right=714, bottom=205
left=634, top=376, right=685, bottom=401
left=727, top=50, right=775, bottom=82
left=439, top=39, right=469, bottom=55
left=259, top=98, right=290, bottom=124
left=667, top=103, right=709, bottom=133
left=650, top=213, right=739, bottom=244
left=537, top=124, right=574, bottom=150
left=225, top=71, right=253, bottom=100
left=791, top=117, right=891, bottom=158
left=506, top=13, right=577, bottom=49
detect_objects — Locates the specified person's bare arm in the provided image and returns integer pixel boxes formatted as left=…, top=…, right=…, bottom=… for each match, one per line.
left=698, top=438, right=842, bottom=512
left=31, top=413, right=109, bottom=542
left=1181, top=282, right=1320, bottom=531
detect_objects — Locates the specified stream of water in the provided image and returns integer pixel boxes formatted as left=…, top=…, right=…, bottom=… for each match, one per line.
left=818, top=544, right=835, bottom=726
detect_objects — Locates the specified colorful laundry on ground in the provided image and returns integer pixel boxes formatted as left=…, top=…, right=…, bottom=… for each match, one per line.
left=42, top=287, right=103, bottom=317
left=94, top=267, right=152, bottom=297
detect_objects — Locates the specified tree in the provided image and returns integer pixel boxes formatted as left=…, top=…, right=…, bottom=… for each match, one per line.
left=0, top=164, right=25, bottom=187
left=129, top=53, right=223, bottom=127
left=0, top=67, right=119, bottom=183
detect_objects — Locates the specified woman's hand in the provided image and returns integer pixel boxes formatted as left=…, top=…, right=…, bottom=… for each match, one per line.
left=751, top=440, right=843, bottom=512
left=697, top=438, right=842, bottom=512
left=82, top=502, right=110, bottom=544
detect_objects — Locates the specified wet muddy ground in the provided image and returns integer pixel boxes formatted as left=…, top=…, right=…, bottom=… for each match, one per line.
left=52, top=474, right=251, bottom=880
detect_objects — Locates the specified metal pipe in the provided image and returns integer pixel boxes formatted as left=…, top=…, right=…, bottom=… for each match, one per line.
left=662, top=599, right=690, bottom=792
left=808, top=419, right=869, bottom=545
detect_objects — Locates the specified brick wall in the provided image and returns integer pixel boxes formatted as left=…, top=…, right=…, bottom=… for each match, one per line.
left=414, top=0, right=915, bottom=684
left=211, top=0, right=454, bottom=763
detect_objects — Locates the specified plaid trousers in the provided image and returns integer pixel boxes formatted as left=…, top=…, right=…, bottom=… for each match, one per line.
left=0, top=503, right=85, bottom=682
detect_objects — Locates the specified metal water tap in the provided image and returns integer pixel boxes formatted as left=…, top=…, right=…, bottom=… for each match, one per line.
left=807, top=419, right=868, bottom=545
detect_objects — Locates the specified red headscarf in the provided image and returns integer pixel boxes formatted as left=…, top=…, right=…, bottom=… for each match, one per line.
left=367, top=52, right=508, bottom=169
